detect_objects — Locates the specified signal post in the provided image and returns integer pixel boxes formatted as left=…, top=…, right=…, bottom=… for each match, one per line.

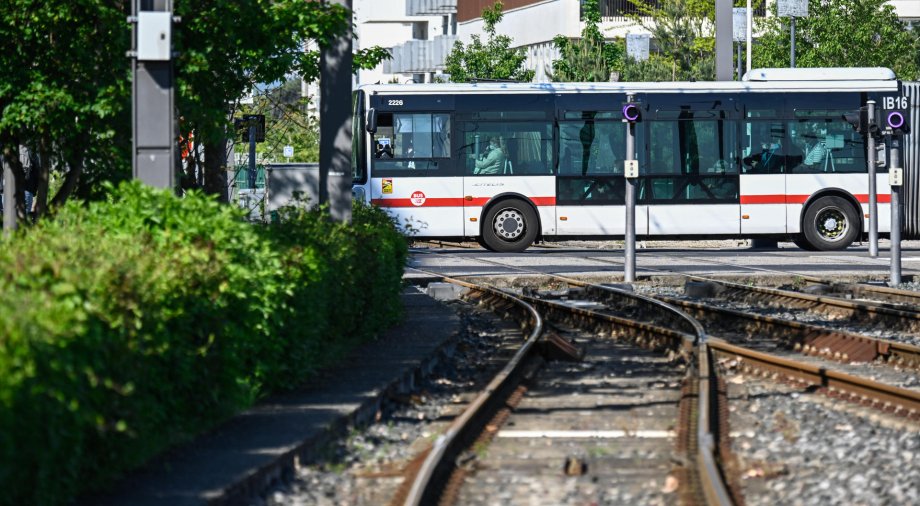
left=623, top=97, right=641, bottom=282
left=884, top=103, right=909, bottom=285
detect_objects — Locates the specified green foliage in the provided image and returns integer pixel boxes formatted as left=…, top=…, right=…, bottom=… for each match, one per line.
left=753, top=0, right=920, bottom=80
left=444, top=1, right=535, bottom=83
left=0, top=182, right=406, bottom=505
left=235, top=80, right=320, bottom=164
left=550, top=0, right=625, bottom=82
left=0, top=1, right=390, bottom=208
left=622, top=0, right=715, bottom=82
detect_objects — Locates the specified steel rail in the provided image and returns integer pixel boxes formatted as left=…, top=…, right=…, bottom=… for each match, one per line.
left=682, top=275, right=920, bottom=332
left=708, top=338, right=920, bottom=417
left=410, top=256, right=736, bottom=506
left=797, top=275, right=920, bottom=308
left=649, top=290, right=920, bottom=369
left=402, top=270, right=544, bottom=506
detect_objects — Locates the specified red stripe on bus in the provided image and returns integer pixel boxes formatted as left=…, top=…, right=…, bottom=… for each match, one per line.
left=855, top=194, right=891, bottom=203
left=740, top=195, right=803, bottom=204
left=372, top=198, right=465, bottom=207
left=373, top=197, right=556, bottom=208
left=741, top=194, right=892, bottom=205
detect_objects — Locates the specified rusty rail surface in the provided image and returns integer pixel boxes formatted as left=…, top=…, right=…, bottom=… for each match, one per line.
left=400, top=271, right=544, bottom=506
left=649, top=290, right=920, bottom=370
left=409, top=258, right=736, bottom=506
left=799, top=275, right=920, bottom=309
left=709, top=339, right=920, bottom=418
left=684, top=275, right=920, bottom=333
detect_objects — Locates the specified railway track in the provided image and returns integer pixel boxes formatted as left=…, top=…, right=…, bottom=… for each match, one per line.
left=262, top=248, right=920, bottom=504
left=399, top=268, right=920, bottom=505
left=396, top=271, right=734, bottom=506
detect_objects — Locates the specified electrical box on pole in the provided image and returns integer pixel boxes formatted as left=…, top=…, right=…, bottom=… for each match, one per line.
left=131, top=1, right=176, bottom=190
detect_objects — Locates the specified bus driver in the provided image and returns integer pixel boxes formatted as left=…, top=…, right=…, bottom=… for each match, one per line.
left=473, top=137, right=506, bottom=175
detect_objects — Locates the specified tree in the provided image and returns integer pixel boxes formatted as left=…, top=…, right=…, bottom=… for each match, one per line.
left=0, top=1, right=389, bottom=221
left=753, top=0, right=920, bottom=80
left=0, top=1, right=131, bottom=222
left=232, top=80, right=320, bottom=165
left=444, top=1, right=534, bottom=83
left=550, top=0, right=625, bottom=82
left=620, top=0, right=715, bottom=82
left=173, top=1, right=387, bottom=199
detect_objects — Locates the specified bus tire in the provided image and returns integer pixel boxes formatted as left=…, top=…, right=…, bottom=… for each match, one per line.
left=801, top=196, right=859, bottom=251
left=481, top=200, right=539, bottom=253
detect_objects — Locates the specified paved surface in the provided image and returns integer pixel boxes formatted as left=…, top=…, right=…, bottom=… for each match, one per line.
left=80, top=286, right=460, bottom=506
left=407, top=240, right=920, bottom=284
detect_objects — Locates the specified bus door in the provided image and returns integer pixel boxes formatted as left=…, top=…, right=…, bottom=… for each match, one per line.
left=555, top=117, right=647, bottom=236
left=740, top=120, right=788, bottom=235
left=645, top=115, right=741, bottom=236
left=367, top=101, right=462, bottom=237
left=456, top=97, right=556, bottom=237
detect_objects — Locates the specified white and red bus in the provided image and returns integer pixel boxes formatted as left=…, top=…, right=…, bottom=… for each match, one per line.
left=351, top=68, right=907, bottom=252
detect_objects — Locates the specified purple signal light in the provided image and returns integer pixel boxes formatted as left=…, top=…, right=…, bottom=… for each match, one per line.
left=622, top=103, right=640, bottom=122
left=887, top=111, right=905, bottom=129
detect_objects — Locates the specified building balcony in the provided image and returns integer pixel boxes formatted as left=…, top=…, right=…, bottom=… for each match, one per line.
left=407, top=0, right=457, bottom=16
left=383, top=34, right=458, bottom=74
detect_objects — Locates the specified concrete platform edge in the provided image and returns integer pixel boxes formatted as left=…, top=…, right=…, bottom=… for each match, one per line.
left=209, top=292, right=460, bottom=505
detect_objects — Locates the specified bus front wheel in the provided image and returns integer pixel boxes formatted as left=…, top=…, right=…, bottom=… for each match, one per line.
left=481, top=200, right=538, bottom=253
left=800, top=196, right=859, bottom=251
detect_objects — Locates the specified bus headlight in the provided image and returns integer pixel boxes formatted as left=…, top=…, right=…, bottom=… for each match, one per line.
left=352, top=186, right=366, bottom=202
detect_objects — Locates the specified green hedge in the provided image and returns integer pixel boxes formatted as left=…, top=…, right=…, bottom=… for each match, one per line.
left=0, top=182, right=407, bottom=506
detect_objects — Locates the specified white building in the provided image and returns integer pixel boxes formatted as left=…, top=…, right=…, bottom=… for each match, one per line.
left=356, top=0, right=458, bottom=84
left=455, top=0, right=919, bottom=83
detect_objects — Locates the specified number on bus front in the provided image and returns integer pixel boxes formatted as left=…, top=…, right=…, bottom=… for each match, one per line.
left=388, top=99, right=404, bottom=106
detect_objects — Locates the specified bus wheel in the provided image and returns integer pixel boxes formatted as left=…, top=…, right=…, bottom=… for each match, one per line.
left=802, top=196, right=859, bottom=251
left=482, top=200, right=538, bottom=253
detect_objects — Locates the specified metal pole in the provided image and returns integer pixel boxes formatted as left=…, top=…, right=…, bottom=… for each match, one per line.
left=715, top=0, right=733, bottom=81
left=746, top=0, right=752, bottom=74
left=132, top=0, right=175, bottom=189
left=890, top=135, right=902, bottom=285
left=737, top=43, right=742, bottom=80
left=625, top=95, right=637, bottom=283
left=319, top=0, right=354, bottom=223
left=2, top=156, right=15, bottom=234
left=867, top=100, right=878, bottom=257
left=248, top=125, right=257, bottom=190
left=790, top=17, right=796, bottom=68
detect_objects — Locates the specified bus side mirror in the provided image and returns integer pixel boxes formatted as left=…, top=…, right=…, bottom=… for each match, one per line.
left=366, top=108, right=377, bottom=133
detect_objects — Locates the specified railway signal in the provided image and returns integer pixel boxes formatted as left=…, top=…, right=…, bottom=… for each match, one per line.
left=843, top=106, right=870, bottom=134
left=622, top=102, right=642, bottom=123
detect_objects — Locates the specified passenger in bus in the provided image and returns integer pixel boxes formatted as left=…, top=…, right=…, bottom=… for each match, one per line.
left=743, top=140, right=785, bottom=173
left=473, top=137, right=506, bottom=175
left=375, top=141, right=394, bottom=159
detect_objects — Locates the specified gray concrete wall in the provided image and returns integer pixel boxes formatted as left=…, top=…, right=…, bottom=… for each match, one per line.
left=265, top=163, right=321, bottom=213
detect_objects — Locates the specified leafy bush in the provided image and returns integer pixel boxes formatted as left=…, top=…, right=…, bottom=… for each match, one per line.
left=0, top=182, right=406, bottom=505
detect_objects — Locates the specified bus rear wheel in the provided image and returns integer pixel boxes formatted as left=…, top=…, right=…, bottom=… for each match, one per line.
left=801, top=196, right=859, bottom=251
left=481, top=200, right=538, bottom=253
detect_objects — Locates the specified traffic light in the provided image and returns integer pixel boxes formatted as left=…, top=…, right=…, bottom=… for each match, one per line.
left=843, top=107, right=869, bottom=134
left=885, top=110, right=910, bottom=135
left=622, top=102, right=642, bottom=123
left=234, top=114, right=266, bottom=143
